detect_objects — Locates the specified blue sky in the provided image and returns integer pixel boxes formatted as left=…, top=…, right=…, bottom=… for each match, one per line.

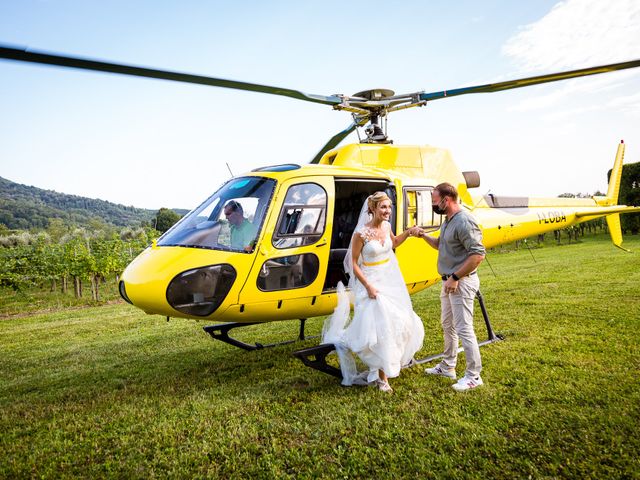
left=1, top=0, right=639, bottom=209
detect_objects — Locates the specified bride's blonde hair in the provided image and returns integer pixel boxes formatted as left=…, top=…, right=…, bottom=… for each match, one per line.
left=367, top=191, right=391, bottom=215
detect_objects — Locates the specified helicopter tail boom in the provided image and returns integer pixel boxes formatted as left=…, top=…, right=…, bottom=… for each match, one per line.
left=475, top=140, right=640, bottom=250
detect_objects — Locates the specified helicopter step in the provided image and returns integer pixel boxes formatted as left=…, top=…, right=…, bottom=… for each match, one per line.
left=293, top=290, right=503, bottom=380
left=203, top=318, right=318, bottom=351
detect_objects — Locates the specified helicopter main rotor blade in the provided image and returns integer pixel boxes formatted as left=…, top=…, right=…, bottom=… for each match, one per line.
left=310, top=119, right=367, bottom=164
left=0, top=45, right=342, bottom=106
left=419, top=59, right=640, bottom=102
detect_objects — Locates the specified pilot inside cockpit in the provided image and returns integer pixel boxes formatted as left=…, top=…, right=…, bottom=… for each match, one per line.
left=224, top=200, right=257, bottom=251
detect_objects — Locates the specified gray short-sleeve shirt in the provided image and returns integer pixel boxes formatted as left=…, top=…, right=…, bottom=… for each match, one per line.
left=437, top=209, right=486, bottom=275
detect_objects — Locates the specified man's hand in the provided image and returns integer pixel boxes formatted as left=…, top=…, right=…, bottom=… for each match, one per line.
left=409, top=226, right=424, bottom=237
left=443, top=277, right=459, bottom=294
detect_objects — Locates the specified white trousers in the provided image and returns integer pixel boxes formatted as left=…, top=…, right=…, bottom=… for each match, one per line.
left=440, top=274, right=482, bottom=377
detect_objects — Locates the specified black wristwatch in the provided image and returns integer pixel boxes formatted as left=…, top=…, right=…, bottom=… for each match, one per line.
left=451, top=273, right=460, bottom=281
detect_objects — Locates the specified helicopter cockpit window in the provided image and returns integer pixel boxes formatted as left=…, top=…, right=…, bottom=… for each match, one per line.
left=273, top=183, right=327, bottom=249
left=157, top=177, right=276, bottom=252
left=404, top=188, right=443, bottom=232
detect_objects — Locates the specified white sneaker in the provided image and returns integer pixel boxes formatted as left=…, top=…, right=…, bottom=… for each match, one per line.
left=452, top=374, right=483, bottom=392
left=425, top=363, right=456, bottom=380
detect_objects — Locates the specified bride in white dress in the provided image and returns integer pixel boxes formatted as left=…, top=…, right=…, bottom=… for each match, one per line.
left=322, top=192, right=425, bottom=392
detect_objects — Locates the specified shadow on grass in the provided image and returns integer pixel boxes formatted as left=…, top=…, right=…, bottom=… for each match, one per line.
left=2, top=314, right=366, bottom=409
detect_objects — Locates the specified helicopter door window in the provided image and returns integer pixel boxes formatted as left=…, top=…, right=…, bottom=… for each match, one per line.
left=404, top=188, right=443, bottom=232
left=273, top=183, right=327, bottom=249
left=256, top=253, right=320, bottom=291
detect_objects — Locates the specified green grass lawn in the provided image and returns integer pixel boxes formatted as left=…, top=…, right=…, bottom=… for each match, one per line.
left=1, top=234, right=639, bottom=478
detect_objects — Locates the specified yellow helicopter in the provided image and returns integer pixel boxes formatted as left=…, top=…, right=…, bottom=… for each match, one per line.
left=2, top=46, right=639, bottom=364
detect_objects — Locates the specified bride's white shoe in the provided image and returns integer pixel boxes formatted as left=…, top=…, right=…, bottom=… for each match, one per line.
left=375, top=379, right=393, bottom=393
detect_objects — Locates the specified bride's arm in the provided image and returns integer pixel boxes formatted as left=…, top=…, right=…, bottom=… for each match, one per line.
left=351, top=233, right=378, bottom=299
left=390, top=222, right=420, bottom=249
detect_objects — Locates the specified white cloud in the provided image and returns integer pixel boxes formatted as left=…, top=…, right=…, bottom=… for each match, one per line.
left=501, top=1, right=640, bottom=116
left=541, top=104, right=601, bottom=121
left=607, top=91, right=640, bottom=116
left=503, top=0, right=640, bottom=72
left=607, top=91, right=640, bottom=107
left=508, top=69, right=638, bottom=111
left=510, top=84, right=640, bottom=120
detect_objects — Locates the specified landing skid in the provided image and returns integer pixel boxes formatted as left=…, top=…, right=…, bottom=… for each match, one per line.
left=203, top=318, right=318, bottom=351
left=292, top=343, right=342, bottom=378
left=292, top=290, right=504, bottom=380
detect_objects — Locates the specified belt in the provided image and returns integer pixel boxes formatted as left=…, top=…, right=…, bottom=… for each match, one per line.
left=441, top=271, right=476, bottom=281
left=363, top=258, right=390, bottom=267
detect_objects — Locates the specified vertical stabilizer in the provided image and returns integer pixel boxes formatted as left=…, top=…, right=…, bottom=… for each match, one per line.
left=594, top=141, right=631, bottom=251
left=606, top=140, right=625, bottom=204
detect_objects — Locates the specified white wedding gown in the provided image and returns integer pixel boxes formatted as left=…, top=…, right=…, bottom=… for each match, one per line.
left=322, top=223, right=425, bottom=385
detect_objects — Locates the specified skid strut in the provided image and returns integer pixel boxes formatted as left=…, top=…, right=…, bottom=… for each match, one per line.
left=292, top=343, right=342, bottom=378
left=293, top=289, right=504, bottom=379
left=203, top=318, right=317, bottom=351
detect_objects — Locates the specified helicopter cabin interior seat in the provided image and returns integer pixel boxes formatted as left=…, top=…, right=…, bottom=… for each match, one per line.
left=323, top=178, right=396, bottom=291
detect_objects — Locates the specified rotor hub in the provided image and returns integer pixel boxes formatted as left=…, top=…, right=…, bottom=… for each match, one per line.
left=352, top=88, right=395, bottom=101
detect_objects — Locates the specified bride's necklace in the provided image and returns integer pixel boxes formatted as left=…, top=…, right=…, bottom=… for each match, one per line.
left=362, top=222, right=386, bottom=246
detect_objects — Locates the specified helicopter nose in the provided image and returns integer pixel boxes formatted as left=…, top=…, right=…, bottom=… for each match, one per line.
left=165, top=264, right=236, bottom=316
left=120, top=246, right=245, bottom=318
left=121, top=263, right=237, bottom=317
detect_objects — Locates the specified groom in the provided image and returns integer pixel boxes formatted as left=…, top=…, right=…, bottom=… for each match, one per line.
left=419, top=182, right=486, bottom=391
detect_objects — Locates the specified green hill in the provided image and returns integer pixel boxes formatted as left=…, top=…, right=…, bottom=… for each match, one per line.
left=0, top=176, right=186, bottom=230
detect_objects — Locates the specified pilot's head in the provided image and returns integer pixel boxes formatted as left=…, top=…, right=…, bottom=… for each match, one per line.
left=224, top=200, right=244, bottom=227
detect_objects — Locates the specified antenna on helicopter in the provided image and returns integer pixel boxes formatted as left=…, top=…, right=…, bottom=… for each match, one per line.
left=483, top=254, right=498, bottom=278
left=523, top=238, right=537, bottom=264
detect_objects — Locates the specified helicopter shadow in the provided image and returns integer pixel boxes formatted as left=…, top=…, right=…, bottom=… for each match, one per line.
left=6, top=318, right=348, bottom=407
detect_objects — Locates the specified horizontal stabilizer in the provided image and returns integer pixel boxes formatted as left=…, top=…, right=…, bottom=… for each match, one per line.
left=575, top=206, right=640, bottom=218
